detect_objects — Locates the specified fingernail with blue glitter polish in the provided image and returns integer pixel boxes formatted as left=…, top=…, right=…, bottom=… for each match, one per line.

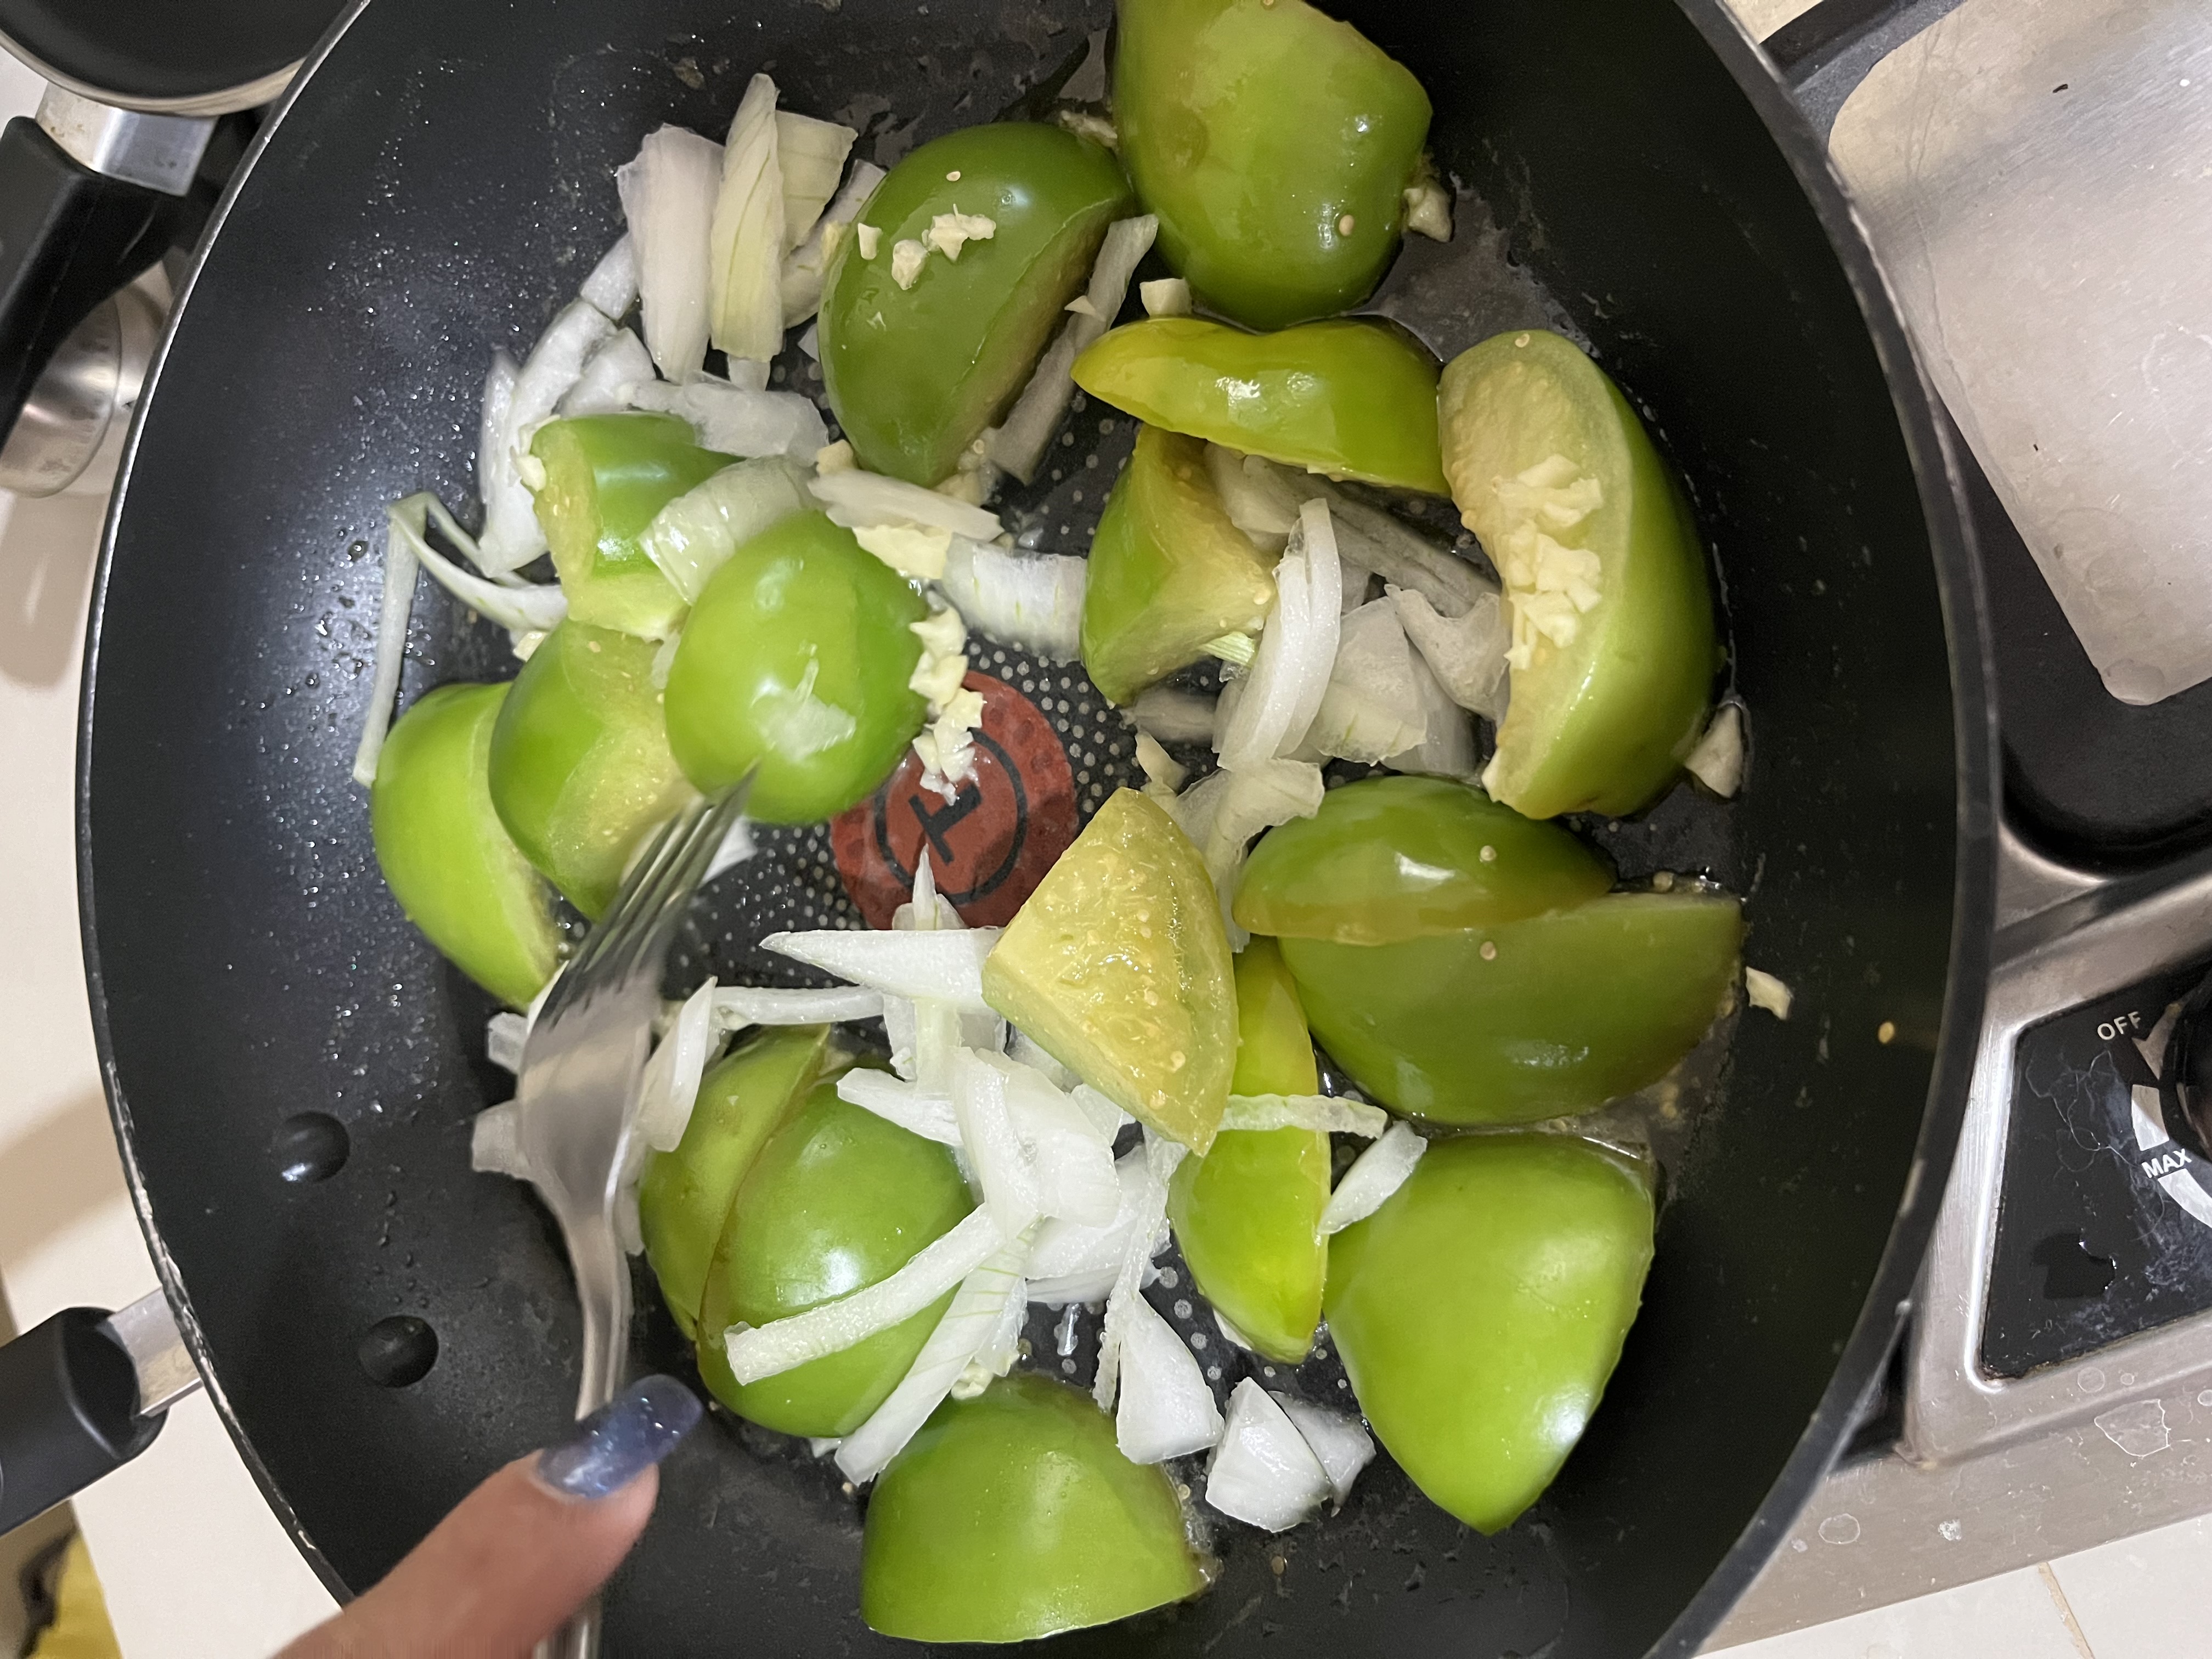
left=536, top=1374, right=702, bottom=1499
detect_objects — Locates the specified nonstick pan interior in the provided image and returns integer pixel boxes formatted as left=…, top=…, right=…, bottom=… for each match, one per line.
left=81, top=0, right=1993, bottom=1653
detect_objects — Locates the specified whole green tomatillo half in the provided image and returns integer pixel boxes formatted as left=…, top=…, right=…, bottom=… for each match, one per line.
left=1234, top=774, right=1612, bottom=946
left=1074, top=318, right=1449, bottom=495
left=487, top=620, right=695, bottom=920
left=1165, top=936, right=1329, bottom=1363
left=662, top=510, right=927, bottom=823
left=694, top=1069, right=974, bottom=1437
left=862, top=1372, right=1212, bottom=1641
left=1282, top=892, right=1742, bottom=1124
left=820, top=122, right=1132, bottom=484
left=1325, top=1133, right=1655, bottom=1533
left=638, top=1025, right=831, bottom=1340
left=1115, top=0, right=1431, bottom=329
left=529, top=412, right=733, bottom=639
left=369, top=682, right=558, bottom=1009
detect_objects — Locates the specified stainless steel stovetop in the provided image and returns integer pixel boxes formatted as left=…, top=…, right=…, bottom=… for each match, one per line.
left=1712, top=0, right=2212, bottom=1643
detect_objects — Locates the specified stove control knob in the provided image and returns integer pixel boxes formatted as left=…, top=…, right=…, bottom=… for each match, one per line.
left=2161, top=973, right=2212, bottom=1161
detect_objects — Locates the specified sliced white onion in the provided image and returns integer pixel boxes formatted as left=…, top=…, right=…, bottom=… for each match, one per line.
left=1116, top=1292, right=1224, bottom=1464
left=1026, top=1146, right=1150, bottom=1298
left=1206, top=444, right=1301, bottom=553
left=782, top=160, right=885, bottom=327
left=487, top=1012, right=528, bottom=1073
left=1170, top=760, right=1325, bottom=943
left=618, top=123, right=725, bottom=381
left=776, top=110, right=859, bottom=249
left=1093, top=1132, right=1186, bottom=1412
left=809, top=468, right=1003, bottom=541
left=952, top=1048, right=1042, bottom=1237
left=479, top=298, right=616, bottom=572
left=708, top=74, right=787, bottom=363
left=1009, top=1029, right=1077, bottom=1092
left=1205, top=1379, right=1332, bottom=1531
left=640, top=454, right=812, bottom=602
left=1273, top=1396, right=1375, bottom=1505
left=1325, top=491, right=1489, bottom=618
left=964, top=1268, right=1029, bottom=1389
left=634, top=979, right=721, bottom=1154
left=1391, top=585, right=1509, bottom=721
left=936, top=537, right=1086, bottom=662
left=1685, top=703, right=1746, bottom=798
left=557, top=327, right=654, bottom=418
left=1217, top=501, right=1341, bottom=770
left=1070, top=1082, right=1133, bottom=1141
left=579, top=234, right=640, bottom=319
left=1317, top=1120, right=1426, bottom=1235
left=1746, top=966, right=1793, bottom=1019
left=1386, top=643, right=1480, bottom=782
left=1130, top=685, right=1219, bottom=746
left=1305, top=598, right=1428, bottom=765
left=475, top=347, right=520, bottom=542
left=1222, top=1093, right=1388, bottom=1137
left=629, top=377, right=827, bottom=460
left=762, top=928, right=1000, bottom=1012
left=997, top=1061, right=1120, bottom=1226
left=715, top=983, right=884, bottom=1029
left=470, top=1101, right=528, bottom=1180
left=837, top=1068, right=961, bottom=1145
left=988, top=213, right=1159, bottom=483
left=725, top=1204, right=1003, bottom=1384
left=350, top=509, right=419, bottom=787
left=835, top=1225, right=1032, bottom=1483
left=386, top=496, right=568, bottom=635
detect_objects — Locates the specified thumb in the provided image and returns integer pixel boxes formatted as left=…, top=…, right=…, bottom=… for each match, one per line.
left=279, top=1375, right=702, bottom=1659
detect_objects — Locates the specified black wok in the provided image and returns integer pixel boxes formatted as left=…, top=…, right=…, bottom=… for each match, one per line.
left=67, top=0, right=1995, bottom=1651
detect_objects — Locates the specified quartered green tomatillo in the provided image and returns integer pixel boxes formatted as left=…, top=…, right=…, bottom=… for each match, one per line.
left=487, top=620, right=694, bottom=921
left=369, top=682, right=558, bottom=1008
left=661, top=509, right=927, bottom=823
left=1081, top=425, right=1276, bottom=706
left=819, top=122, right=1133, bottom=485
left=637, top=1024, right=832, bottom=1341
left=1073, top=317, right=1449, bottom=495
left=1282, top=891, right=1743, bottom=1124
left=1233, top=774, right=1612, bottom=946
left=1115, top=0, right=1432, bottom=329
left=694, top=1066, right=974, bottom=1437
left=529, top=411, right=734, bottom=639
left=1326, top=1133, right=1656, bottom=1533
left=862, top=1372, right=1212, bottom=1641
left=1438, top=328, right=1717, bottom=819
left=1166, top=938, right=1328, bottom=1363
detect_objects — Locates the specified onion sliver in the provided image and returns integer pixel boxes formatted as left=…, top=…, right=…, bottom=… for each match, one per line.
left=640, top=455, right=812, bottom=602
left=1116, top=1291, right=1224, bottom=1465
left=716, top=983, right=885, bottom=1029
left=629, top=377, right=827, bottom=460
left=707, top=74, right=786, bottom=363
left=776, top=109, right=859, bottom=250
left=619, top=123, right=724, bottom=381
left=558, top=328, right=653, bottom=418
left=1274, top=1396, right=1374, bottom=1505
left=578, top=234, right=640, bottom=319
left=486, top=1012, right=528, bottom=1073
left=989, top=213, right=1158, bottom=483
left=782, top=160, right=885, bottom=327
left=936, top=538, right=1085, bottom=662
left=1317, top=1120, right=1426, bottom=1236
left=1093, top=1132, right=1185, bottom=1412
left=1221, top=1093, right=1387, bottom=1138
left=634, top=979, right=720, bottom=1154
left=387, top=496, right=567, bottom=636
left=726, top=1205, right=1003, bottom=1384
left=837, top=1069, right=960, bottom=1145
left=1205, top=1379, right=1331, bottom=1532
left=1217, top=501, right=1341, bottom=769
left=470, top=1101, right=528, bottom=1180
left=349, top=510, right=419, bottom=786
left=953, top=1048, right=1042, bottom=1237
left=810, top=467, right=1003, bottom=541
left=1305, top=598, right=1429, bottom=765
left=479, top=298, right=614, bottom=571
left=763, top=927, right=999, bottom=1013
left=1392, top=584, right=1509, bottom=720
left=835, top=1227, right=1032, bottom=1483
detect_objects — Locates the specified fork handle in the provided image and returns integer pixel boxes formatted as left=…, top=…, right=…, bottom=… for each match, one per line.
left=537, top=1214, right=634, bottom=1659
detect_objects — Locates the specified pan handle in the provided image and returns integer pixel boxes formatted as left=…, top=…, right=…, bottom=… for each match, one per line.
left=0, top=86, right=215, bottom=471
left=0, top=1293, right=199, bottom=1534
left=1762, top=0, right=1971, bottom=140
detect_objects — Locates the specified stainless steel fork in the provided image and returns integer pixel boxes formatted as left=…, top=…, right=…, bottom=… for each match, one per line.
left=518, top=781, right=751, bottom=1659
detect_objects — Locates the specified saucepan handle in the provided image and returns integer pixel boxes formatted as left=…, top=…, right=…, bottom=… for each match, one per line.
left=0, top=1294, right=198, bottom=1534
left=1762, top=0, right=1971, bottom=139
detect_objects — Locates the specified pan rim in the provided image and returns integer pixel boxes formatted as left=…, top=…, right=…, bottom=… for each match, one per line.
left=74, top=0, right=2002, bottom=1645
